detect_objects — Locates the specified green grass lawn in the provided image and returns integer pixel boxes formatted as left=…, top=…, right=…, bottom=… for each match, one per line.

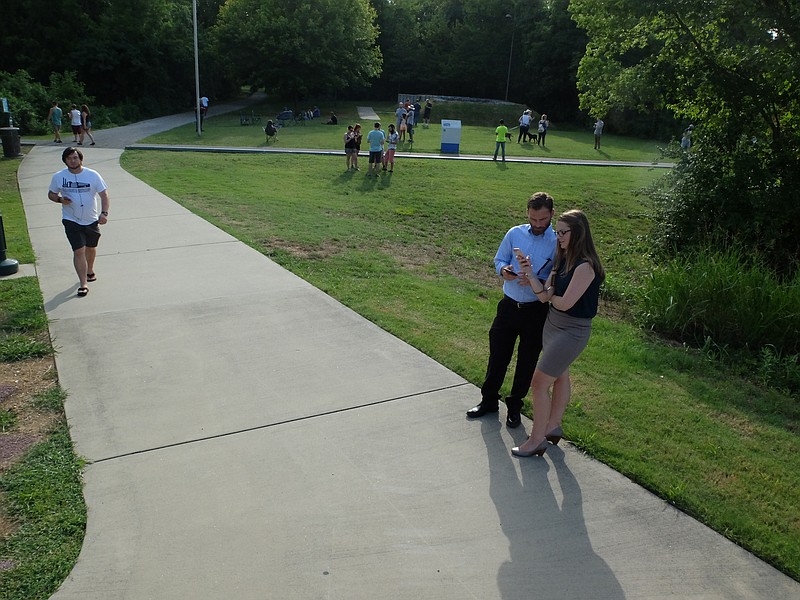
left=3, top=103, right=797, bottom=593
left=141, top=99, right=668, bottom=163
left=0, top=153, right=34, bottom=264
left=121, top=148, right=799, bottom=580
left=1, top=154, right=86, bottom=600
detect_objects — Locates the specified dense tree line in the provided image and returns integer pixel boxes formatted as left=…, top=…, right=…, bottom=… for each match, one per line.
left=2, top=0, right=795, bottom=271
left=0, top=0, right=589, bottom=122
left=0, top=0, right=217, bottom=115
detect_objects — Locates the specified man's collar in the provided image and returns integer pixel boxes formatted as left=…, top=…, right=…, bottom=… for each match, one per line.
left=527, top=224, right=551, bottom=237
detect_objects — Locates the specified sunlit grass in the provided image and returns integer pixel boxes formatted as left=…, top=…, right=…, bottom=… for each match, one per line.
left=142, top=99, right=667, bottom=163
left=122, top=148, right=799, bottom=579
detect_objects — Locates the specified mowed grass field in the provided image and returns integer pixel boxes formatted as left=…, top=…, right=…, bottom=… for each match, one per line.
left=141, top=99, right=668, bottom=164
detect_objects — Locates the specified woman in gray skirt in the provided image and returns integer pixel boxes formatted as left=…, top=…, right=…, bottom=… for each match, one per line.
left=511, top=209, right=604, bottom=457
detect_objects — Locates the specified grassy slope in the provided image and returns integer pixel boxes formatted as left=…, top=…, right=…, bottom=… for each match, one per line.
left=121, top=148, right=799, bottom=579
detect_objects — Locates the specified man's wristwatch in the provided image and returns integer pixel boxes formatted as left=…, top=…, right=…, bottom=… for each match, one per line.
left=101, top=211, right=108, bottom=216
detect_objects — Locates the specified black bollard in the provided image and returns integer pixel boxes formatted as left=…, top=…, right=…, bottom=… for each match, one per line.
left=0, top=211, right=20, bottom=276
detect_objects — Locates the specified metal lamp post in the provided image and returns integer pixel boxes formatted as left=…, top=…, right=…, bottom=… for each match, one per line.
left=193, top=0, right=202, bottom=137
left=505, top=14, right=515, bottom=102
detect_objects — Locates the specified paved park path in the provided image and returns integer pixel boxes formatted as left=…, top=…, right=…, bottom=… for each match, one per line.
left=9, top=98, right=799, bottom=598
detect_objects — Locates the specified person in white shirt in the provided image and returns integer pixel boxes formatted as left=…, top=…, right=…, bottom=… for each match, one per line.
left=593, top=118, right=605, bottom=150
left=69, top=104, right=82, bottom=142
left=47, top=147, right=110, bottom=297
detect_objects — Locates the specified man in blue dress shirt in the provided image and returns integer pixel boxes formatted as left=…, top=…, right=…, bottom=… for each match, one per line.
left=467, top=192, right=557, bottom=427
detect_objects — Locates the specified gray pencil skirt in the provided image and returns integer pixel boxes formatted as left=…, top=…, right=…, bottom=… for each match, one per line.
left=536, top=308, right=593, bottom=377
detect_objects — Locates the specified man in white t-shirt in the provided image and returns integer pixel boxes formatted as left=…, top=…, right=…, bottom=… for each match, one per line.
left=47, top=147, right=110, bottom=297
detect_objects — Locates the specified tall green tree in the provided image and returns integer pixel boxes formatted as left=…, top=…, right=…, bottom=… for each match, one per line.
left=212, top=0, right=382, bottom=103
left=0, top=0, right=228, bottom=116
left=570, top=0, right=800, bottom=273
left=371, top=0, right=585, bottom=119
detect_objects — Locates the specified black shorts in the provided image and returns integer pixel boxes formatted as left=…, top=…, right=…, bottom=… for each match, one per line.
left=63, top=219, right=101, bottom=251
left=369, top=150, right=383, bottom=163
left=72, top=125, right=82, bottom=135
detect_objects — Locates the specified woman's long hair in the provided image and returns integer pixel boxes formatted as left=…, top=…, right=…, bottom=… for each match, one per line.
left=555, top=209, right=605, bottom=280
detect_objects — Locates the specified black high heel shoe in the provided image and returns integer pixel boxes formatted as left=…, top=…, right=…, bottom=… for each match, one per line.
left=545, top=426, right=563, bottom=445
left=511, top=440, right=549, bottom=458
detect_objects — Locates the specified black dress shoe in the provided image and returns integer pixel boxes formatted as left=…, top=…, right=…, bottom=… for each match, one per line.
left=506, top=412, right=521, bottom=428
left=466, top=403, right=499, bottom=419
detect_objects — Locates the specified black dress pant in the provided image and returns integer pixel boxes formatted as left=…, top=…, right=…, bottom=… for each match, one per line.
left=480, top=296, right=549, bottom=412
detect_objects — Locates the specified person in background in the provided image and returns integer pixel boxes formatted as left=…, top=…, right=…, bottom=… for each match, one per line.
left=399, top=112, right=408, bottom=142
left=681, top=124, right=694, bottom=149
left=69, top=104, right=82, bottom=143
left=47, top=101, right=63, bottom=143
left=467, top=192, right=556, bottom=428
left=537, top=114, right=550, bottom=146
left=493, top=119, right=509, bottom=161
left=79, top=104, right=96, bottom=146
left=264, top=120, right=279, bottom=142
left=423, top=98, right=433, bottom=127
left=518, top=109, right=532, bottom=143
left=199, top=95, right=209, bottom=130
left=395, top=103, right=406, bottom=130
left=383, top=123, right=399, bottom=173
left=344, top=125, right=356, bottom=170
left=327, top=112, right=338, bottom=125
left=366, top=121, right=386, bottom=177
left=511, top=209, right=604, bottom=457
left=352, top=123, right=362, bottom=171
left=593, top=117, right=604, bottom=150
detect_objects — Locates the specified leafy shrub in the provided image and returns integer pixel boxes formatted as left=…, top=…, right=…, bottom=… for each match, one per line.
left=0, top=70, right=93, bottom=135
left=637, top=246, right=800, bottom=392
left=0, top=70, right=48, bottom=135
left=648, top=129, right=800, bottom=279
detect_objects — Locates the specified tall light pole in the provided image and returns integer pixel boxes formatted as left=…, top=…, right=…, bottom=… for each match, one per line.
left=505, top=14, right=515, bottom=102
left=193, top=0, right=201, bottom=137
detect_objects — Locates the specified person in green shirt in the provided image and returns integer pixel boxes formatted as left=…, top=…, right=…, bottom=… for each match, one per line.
left=493, top=119, right=509, bottom=162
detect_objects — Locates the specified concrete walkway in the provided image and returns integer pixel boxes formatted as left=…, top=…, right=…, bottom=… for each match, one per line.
left=13, top=105, right=800, bottom=598
left=357, top=106, right=381, bottom=121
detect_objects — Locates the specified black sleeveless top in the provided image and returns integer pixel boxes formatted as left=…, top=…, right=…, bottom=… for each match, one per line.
left=552, top=259, right=602, bottom=318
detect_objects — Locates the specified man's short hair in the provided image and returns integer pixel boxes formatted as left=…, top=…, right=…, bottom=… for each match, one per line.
left=374, top=122, right=381, bottom=128
left=527, top=191, right=554, bottom=211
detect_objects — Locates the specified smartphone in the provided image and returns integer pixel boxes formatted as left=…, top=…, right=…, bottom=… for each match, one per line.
left=504, top=266, right=518, bottom=277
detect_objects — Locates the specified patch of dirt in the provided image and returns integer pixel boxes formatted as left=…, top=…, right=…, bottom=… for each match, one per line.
left=0, top=557, right=16, bottom=571
left=0, top=356, right=60, bottom=541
